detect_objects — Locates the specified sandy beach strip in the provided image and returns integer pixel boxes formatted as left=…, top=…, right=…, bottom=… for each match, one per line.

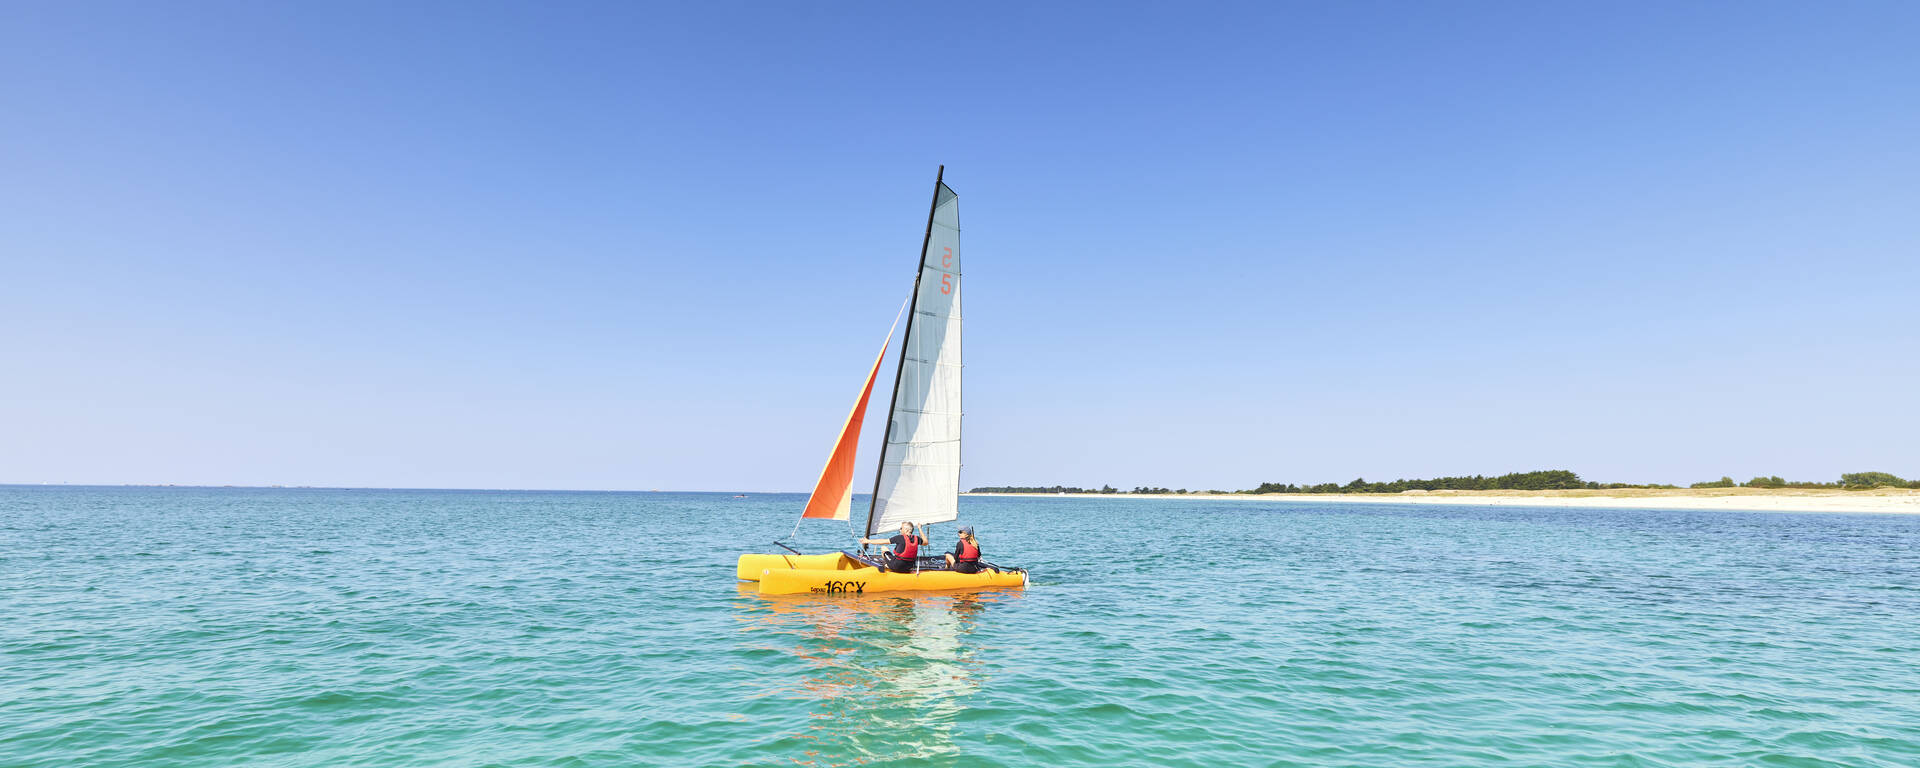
left=965, top=488, right=1920, bottom=515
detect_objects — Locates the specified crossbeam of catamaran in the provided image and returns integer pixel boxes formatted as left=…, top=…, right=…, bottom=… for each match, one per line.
left=735, top=167, right=1026, bottom=595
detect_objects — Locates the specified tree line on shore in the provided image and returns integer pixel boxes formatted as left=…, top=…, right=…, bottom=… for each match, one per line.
left=970, top=470, right=1920, bottom=495
left=1689, top=472, right=1919, bottom=490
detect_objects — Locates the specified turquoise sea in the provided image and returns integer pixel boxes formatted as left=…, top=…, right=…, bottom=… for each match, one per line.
left=3, top=486, right=1918, bottom=767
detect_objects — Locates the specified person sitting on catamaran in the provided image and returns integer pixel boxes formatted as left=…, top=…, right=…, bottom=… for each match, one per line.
left=944, top=526, right=990, bottom=574
left=859, top=522, right=926, bottom=574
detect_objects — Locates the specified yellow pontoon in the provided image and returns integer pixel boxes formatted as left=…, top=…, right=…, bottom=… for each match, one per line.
left=738, top=551, right=1026, bottom=595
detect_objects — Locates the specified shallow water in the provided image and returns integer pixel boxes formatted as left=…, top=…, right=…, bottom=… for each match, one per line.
left=3, top=487, right=1918, bottom=767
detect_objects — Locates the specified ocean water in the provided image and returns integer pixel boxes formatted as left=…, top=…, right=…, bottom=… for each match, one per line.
left=3, top=487, right=1918, bottom=767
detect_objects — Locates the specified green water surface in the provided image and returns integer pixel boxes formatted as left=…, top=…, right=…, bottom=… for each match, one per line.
left=3, top=487, right=1917, bottom=766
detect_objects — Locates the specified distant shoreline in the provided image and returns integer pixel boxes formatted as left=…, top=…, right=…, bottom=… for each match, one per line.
left=963, top=488, right=1920, bottom=515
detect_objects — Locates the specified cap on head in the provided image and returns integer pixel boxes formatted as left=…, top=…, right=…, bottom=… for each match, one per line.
left=959, top=526, right=974, bottom=535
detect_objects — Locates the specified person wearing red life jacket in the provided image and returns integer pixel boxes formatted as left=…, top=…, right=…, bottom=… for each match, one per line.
left=944, top=526, right=991, bottom=574
left=858, top=521, right=926, bottom=574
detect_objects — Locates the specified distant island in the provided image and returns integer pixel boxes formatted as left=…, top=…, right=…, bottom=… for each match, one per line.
left=971, top=470, right=1920, bottom=496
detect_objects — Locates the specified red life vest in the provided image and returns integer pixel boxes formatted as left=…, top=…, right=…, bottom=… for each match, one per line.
left=957, top=538, right=979, bottom=562
left=893, top=535, right=919, bottom=560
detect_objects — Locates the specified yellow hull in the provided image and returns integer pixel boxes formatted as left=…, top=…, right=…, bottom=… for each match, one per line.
left=735, top=552, right=848, bottom=581
left=737, top=552, right=1025, bottom=595
left=747, top=553, right=1026, bottom=595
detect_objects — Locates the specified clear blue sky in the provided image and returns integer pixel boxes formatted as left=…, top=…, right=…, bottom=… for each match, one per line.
left=4, top=2, right=1916, bottom=491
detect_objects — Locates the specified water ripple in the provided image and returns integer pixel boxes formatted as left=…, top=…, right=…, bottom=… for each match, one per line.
left=3, top=488, right=1919, bottom=766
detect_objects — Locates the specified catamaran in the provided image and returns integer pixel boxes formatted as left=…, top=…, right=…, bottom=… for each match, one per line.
left=736, top=168, right=1027, bottom=595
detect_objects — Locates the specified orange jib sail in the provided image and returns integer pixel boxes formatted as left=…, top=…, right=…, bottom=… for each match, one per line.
left=800, top=329, right=894, bottom=520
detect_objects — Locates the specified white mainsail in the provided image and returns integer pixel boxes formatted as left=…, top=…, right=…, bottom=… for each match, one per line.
left=867, top=179, right=961, bottom=536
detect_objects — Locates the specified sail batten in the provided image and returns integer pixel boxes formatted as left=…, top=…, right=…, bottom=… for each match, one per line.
left=868, top=176, right=962, bottom=536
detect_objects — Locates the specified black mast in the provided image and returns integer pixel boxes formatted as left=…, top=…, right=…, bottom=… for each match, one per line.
left=863, top=165, right=944, bottom=546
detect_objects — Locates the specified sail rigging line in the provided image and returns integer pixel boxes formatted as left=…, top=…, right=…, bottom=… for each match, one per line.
left=863, top=164, right=946, bottom=546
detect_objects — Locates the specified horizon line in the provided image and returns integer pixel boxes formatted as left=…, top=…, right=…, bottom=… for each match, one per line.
left=0, top=482, right=815, bottom=494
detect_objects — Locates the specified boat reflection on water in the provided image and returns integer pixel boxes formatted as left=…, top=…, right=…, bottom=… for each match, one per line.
left=732, top=585, right=1020, bottom=765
